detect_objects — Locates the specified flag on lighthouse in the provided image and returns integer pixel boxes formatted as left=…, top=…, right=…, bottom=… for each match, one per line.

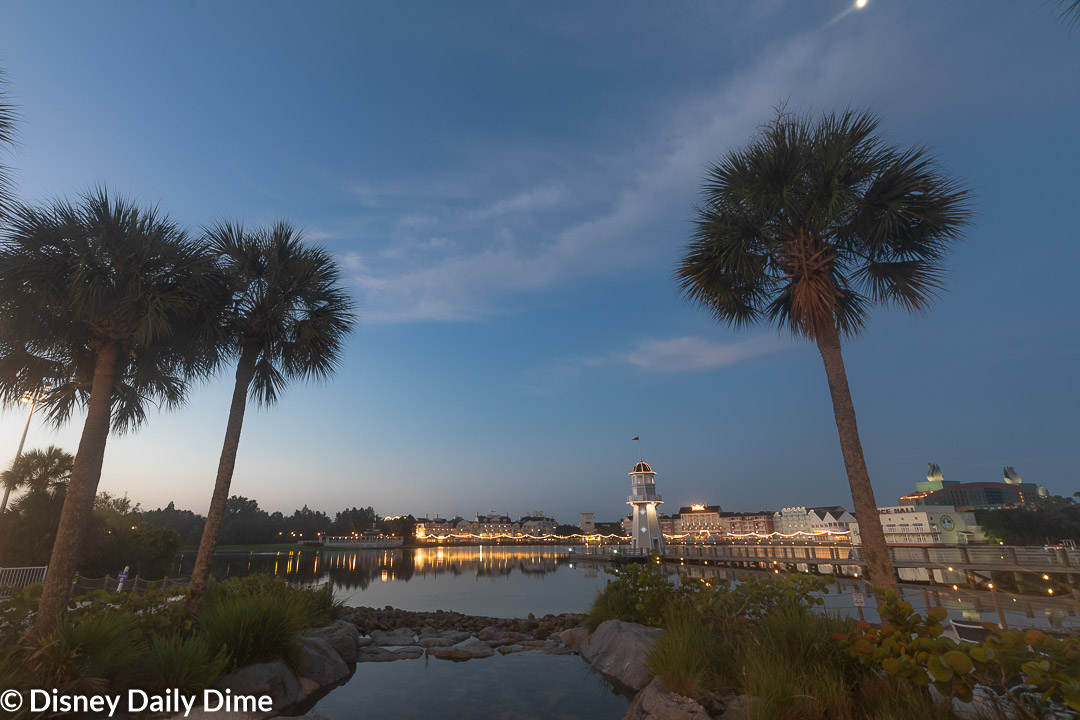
left=631, top=436, right=639, bottom=441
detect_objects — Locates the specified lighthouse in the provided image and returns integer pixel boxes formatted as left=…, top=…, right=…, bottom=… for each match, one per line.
left=627, top=461, right=665, bottom=553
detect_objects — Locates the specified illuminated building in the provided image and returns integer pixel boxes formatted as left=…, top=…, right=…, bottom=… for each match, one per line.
left=897, top=464, right=1048, bottom=510
left=675, top=504, right=723, bottom=535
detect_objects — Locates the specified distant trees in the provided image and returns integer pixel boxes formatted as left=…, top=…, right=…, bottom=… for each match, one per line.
left=137, top=501, right=206, bottom=546
left=0, top=190, right=229, bottom=632
left=330, top=506, right=378, bottom=536
left=976, top=496, right=1080, bottom=546
left=187, top=221, right=355, bottom=616
left=0, top=472, right=178, bottom=577
left=677, top=108, right=971, bottom=593
left=380, top=515, right=416, bottom=539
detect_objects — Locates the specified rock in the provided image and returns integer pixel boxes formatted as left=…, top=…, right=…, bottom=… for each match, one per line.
left=357, top=646, right=424, bottom=662
left=538, top=646, right=574, bottom=655
left=298, top=637, right=350, bottom=686
left=625, top=677, right=711, bottom=720
left=427, top=643, right=496, bottom=661
left=218, top=659, right=299, bottom=711
left=370, top=628, right=418, bottom=646
left=357, top=636, right=374, bottom=648
left=560, top=626, right=589, bottom=652
left=307, top=620, right=362, bottom=663
left=295, top=677, right=321, bottom=704
left=716, top=695, right=757, bottom=720
left=579, top=620, right=664, bottom=694
left=417, top=630, right=471, bottom=647
left=497, top=644, right=527, bottom=654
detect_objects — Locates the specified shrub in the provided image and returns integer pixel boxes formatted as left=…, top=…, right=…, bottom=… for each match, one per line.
left=740, top=605, right=864, bottom=720
left=648, top=603, right=734, bottom=698
left=197, top=591, right=307, bottom=672
left=585, top=560, right=677, bottom=631
left=132, top=633, right=230, bottom=694
left=31, top=611, right=144, bottom=693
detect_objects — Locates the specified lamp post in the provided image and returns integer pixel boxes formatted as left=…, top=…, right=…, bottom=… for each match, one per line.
left=1, top=389, right=45, bottom=512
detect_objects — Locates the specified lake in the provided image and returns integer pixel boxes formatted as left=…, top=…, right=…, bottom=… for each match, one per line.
left=171, top=544, right=1080, bottom=720
left=175, top=544, right=1080, bottom=632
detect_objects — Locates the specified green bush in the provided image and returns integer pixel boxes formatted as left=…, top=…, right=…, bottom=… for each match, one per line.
left=648, top=603, right=735, bottom=699
left=32, top=611, right=144, bottom=693
left=585, top=560, right=677, bottom=631
left=197, top=590, right=308, bottom=672
left=132, top=633, right=230, bottom=694
left=740, top=605, right=865, bottom=720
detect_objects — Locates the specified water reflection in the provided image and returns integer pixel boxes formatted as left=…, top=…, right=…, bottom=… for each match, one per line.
left=173, top=546, right=1080, bottom=630
left=173, top=546, right=613, bottom=616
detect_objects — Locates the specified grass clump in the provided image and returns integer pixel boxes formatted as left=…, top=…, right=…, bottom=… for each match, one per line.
left=197, top=575, right=335, bottom=672
left=133, top=633, right=231, bottom=694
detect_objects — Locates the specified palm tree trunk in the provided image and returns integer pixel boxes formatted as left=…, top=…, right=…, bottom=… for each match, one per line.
left=815, top=324, right=899, bottom=596
left=186, top=345, right=259, bottom=618
left=34, top=342, right=124, bottom=635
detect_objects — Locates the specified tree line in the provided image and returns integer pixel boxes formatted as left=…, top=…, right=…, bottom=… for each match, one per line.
left=0, top=444, right=387, bottom=574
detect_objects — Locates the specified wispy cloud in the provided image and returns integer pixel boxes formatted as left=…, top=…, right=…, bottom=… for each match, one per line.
left=342, top=16, right=919, bottom=324
left=518, top=334, right=791, bottom=395
left=624, top=335, right=790, bottom=372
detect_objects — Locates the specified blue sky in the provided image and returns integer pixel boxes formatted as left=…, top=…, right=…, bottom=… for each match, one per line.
left=1, top=1, right=1077, bottom=524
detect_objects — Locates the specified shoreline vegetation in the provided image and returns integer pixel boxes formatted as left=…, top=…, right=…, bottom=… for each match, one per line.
left=583, top=561, right=1080, bottom=720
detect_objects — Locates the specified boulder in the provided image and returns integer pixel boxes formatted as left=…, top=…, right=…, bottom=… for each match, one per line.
left=295, top=677, right=321, bottom=705
left=357, top=646, right=425, bottom=662
left=625, top=677, right=712, bottom=720
left=369, top=628, right=418, bottom=646
left=497, top=644, right=527, bottom=655
left=559, top=626, right=589, bottom=652
left=579, top=620, right=664, bottom=694
left=418, top=630, right=471, bottom=648
left=298, top=637, right=350, bottom=686
left=538, top=646, right=574, bottom=655
left=218, top=659, right=299, bottom=711
left=427, top=643, right=496, bottom=661
left=307, top=620, right=363, bottom=663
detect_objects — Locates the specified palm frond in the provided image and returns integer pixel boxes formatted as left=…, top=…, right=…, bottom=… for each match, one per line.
left=678, top=106, right=971, bottom=340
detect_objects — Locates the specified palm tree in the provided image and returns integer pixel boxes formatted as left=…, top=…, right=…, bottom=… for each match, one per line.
left=1, top=445, right=74, bottom=510
left=1054, top=0, right=1080, bottom=28
left=676, top=109, right=971, bottom=593
left=185, top=220, right=355, bottom=616
left=0, top=68, right=16, bottom=219
left=0, top=189, right=228, bottom=633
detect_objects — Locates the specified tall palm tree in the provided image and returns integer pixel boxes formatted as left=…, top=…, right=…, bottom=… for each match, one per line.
left=185, top=220, right=355, bottom=616
left=0, top=189, right=228, bottom=633
left=676, top=109, right=971, bottom=593
left=0, top=68, right=15, bottom=220
left=1, top=445, right=74, bottom=510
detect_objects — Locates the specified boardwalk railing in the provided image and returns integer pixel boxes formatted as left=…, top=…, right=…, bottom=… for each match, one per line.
left=0, top=565, right=47, bottom=593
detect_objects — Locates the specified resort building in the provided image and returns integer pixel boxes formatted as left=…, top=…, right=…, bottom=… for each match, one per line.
left=850, top=505, right=984, bottom=546
left=808, top=507, right=857, bottom=535
left=775, top=507, right=812, bottom=535
left=579, top=512, right=595, bottom=533
left=518, top=512, right=558, bottom=534
left=897, top=464, right=1048, bottom=510
left=414, top=516, right=457, bottom=539
left=720, top=511, right=775, bottom=536
left=676, top=504, right=723, bottom=536
left=774, top=506, right=856, bottom=536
